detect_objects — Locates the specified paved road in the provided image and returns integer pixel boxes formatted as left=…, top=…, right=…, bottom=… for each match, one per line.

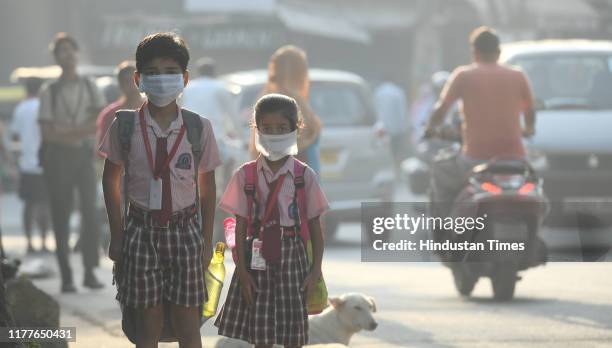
left=2, top=192, right=612, bottom=347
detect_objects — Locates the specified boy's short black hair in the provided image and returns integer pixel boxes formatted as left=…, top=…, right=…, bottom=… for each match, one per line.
left=254, top=94, right=302, bottom=131
left=470, top=26, right=500, bottom=55
left=24, top=77, right=44, bottom=96
left=135, top=32, right=190, bottom=72
left=49, top=32, right=79, bottom=57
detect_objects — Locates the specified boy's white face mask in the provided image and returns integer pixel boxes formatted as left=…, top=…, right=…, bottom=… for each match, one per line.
left=255, top=130, right=298, bottom=161
left=138, top=74, right=185, bottom=107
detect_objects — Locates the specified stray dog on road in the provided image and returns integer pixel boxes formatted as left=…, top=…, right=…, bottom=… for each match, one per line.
left=214, top=293, right=378, bottom=347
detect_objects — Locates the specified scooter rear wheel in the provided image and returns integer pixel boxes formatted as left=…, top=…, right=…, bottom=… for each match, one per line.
left=491, top=263, right=518, bottom=301
left=452, top=266, right=478, bottom=297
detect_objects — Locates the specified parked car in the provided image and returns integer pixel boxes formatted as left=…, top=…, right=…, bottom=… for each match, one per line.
left=501, top=40, right=612, bottom=224
left=222, top=69, right=395, bottom=239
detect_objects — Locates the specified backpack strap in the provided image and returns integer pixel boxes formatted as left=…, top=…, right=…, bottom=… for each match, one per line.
left=83, top=76, right=96, bottom=107
left=242, top=161, right=258, bottom=238
left=293, top=159, right=310, bottom=243
left=115, top=110, right=136, bottom=230
left=49, top=80, right=61, bottom=117
left=181, top=108, right=204, bottom=224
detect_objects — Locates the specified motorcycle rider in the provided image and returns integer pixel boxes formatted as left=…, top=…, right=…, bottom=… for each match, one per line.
left=424, top=26, right=536, bottom=225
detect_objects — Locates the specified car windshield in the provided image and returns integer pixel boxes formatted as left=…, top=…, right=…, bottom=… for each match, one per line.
left=512, top=54, right=612, bottom=110
left=238, top=81, right=374, bottom=126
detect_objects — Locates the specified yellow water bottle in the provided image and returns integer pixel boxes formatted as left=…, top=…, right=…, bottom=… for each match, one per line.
left=203, top=242, right=226, bottom=319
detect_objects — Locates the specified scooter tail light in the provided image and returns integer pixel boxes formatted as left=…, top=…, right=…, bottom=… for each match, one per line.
left=480, top=182, right=502, bottom=195
left=518, top=182, right=536, bottom=195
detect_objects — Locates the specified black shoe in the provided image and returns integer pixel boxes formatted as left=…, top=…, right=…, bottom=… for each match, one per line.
left=61, top=283, right=77, bottom=293
left=83, top=273, right=104, bottom=290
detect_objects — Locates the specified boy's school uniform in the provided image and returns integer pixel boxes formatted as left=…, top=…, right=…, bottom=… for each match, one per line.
left=215, top=155, right=329, bottom=346
left=99, top=104, right=222, bottom=308
left=100, top=105, right=221, bottom=211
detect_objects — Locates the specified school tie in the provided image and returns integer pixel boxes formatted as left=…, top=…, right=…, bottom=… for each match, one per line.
left=262, top=178, right=282, bottom=263
left=153, top=137, right=173, bottom=225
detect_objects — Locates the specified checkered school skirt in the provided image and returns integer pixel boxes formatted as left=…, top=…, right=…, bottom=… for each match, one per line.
left=215, top=234, right=310, bottom=346
left=113, top=205, right=207, bottom=308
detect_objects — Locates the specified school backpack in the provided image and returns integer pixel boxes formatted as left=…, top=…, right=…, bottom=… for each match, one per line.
left=113, top=108, right=205, bottom=344
left=242, top=159, right=310, bottom=243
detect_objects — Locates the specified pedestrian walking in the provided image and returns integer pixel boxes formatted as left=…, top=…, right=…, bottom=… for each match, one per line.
left=38, top=32, right=107, bottom=292
left=96, top=61, right=144, bottom=153
left=374, top=77, right=410, bottom=179
left=259, top=45, right=323, bottom=175
left=10, top=77, right=51, bottom=253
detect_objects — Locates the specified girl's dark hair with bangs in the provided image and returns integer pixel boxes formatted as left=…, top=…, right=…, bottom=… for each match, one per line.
left=135, top=32, right=190, bottom=72
left=254, top=94, right=303, bottom=131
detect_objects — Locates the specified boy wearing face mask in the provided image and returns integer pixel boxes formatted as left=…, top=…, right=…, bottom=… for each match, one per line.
left=100, top=32, right=221, bottom=347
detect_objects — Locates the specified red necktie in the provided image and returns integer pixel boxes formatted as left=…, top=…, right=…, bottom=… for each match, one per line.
left=153, top=137, right=173, bottom=225
left=262, top=178, right=282, bottom=263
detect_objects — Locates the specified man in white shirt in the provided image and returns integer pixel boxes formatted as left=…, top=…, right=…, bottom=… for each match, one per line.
left=181, top=57, right=238, bottom=158
left=374, top=79, right=410, bottom=178
left=10, top=77, right=50, bottom=253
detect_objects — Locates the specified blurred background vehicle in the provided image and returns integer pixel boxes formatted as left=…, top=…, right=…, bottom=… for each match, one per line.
left=501, top=40, right=612, bottom=226
left=222, top=69, right=394, bottom=240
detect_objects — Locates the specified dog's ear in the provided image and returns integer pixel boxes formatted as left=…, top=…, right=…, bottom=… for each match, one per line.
left=367, top=296, right=377, bottom=313
left=329, top=296, right=345, bottom=309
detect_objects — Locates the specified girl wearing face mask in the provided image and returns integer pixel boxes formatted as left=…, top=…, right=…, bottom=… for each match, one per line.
left=216, top=94, right=329, bottom=348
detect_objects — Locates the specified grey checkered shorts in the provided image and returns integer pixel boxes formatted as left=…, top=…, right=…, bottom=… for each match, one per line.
left=215, top=235, right=310, bottom=346
left=114, top=207, right=207, bottom=309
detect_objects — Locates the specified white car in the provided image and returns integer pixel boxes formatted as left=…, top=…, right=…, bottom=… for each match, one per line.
left=501, top=40, right=612, bottom=222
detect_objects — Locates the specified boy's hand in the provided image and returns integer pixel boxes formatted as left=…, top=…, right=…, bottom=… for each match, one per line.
left=238, top=269, right=258, bottom=306
left=302, top=267, right=322, bottom=298
left=108, top=237, right=123, bottom=262
left=202, top=244, right=213, bottom=270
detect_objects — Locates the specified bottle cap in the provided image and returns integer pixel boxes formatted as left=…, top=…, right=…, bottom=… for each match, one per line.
left=215, top=242, right=226, bottom=254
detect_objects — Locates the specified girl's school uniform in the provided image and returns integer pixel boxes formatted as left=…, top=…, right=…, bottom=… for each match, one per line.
left=215, top=155, right=329, bottom=346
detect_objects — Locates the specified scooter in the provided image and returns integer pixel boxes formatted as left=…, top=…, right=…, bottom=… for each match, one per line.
left=427, top=131, right=549, bottom=301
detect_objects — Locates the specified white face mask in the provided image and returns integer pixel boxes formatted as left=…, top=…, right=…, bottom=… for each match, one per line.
left=138, top=74, right=185, bottom=107
left=255, top=130, right=298, bottom=161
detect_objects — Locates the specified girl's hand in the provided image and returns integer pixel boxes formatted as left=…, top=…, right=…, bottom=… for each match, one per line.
left=238, top=269, right=258, bottom=306
left=302, top=267, right=322, bottom=298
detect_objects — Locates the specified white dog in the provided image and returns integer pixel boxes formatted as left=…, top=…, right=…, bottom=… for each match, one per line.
left=214, top=293, right=377, bottom=347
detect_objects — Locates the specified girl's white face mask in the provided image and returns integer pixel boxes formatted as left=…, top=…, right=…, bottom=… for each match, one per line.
left=138, top=74, right=185, bottom=107
left=255, top=130, right=298, bottom=161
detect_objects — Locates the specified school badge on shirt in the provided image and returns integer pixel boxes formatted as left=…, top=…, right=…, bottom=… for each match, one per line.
left=175, top=153, right=192, bottom=170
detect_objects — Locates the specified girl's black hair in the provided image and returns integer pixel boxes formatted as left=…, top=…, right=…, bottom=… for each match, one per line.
left=254, top=93, right=302, bottom=131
